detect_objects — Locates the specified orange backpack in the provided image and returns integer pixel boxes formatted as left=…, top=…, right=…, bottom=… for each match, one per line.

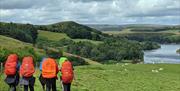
left=20, top=56, right=35, bottom=77
left=42, top=58, right=58, bottom=78
left=4, top=54, right=18, bottom=76
left=61, top=61, right=74, bottom=83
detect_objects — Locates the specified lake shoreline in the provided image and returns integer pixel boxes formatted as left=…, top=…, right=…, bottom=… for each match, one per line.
left=144, top=44, right=180, bottom=64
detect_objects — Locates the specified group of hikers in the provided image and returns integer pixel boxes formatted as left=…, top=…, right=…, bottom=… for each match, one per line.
left=4, top=53, right=74, bottom=91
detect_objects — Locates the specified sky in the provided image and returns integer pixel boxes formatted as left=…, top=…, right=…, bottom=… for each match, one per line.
left=0, top=0, right=180, bottom=25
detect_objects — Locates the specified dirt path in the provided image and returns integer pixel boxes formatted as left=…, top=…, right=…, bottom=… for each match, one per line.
left=63, top=52, right=102, bottom=65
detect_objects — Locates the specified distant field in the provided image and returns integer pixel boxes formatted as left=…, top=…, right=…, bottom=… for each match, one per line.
left=39, top=30, right=103, bottom=44
left=0, top=35, right=31, bottom=49
left=38, top=30, right=70, bottom=41
left=1, top=64, right=180, bottom=91
left=103, top=29, right=180, bottom=35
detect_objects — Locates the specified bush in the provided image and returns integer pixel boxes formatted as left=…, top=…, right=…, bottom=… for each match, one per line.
left=46, top=48, right=63, bottom=59
left=141, top=41, right=160, bottom=50
left=0, top=47, right=10, bottom=62
left=177, top=49, right=180, bottom=54
left=67, top=56, right=88, bottom=66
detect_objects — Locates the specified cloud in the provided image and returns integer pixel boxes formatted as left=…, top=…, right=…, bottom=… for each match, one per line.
left=0, top=10, right=14, bottom=17
left=0, top=0, right=180, bottom=25
left=0, top=0, right=35, bottom=9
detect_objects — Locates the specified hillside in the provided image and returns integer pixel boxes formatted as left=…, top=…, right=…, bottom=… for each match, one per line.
left=88, top=24, right=180, bottom=33
left=0, top=34, right=100, bottom=65
left=0, top=21, right=170, bottom=63
left=1, top=64, right=180, bottom=91
left=37, top=21, right=103, bottom=40
left=87, top=24, right=123, bottom=31
left=38, top=30, right=102, bottom=44
left=0, top=21, right=104, bottom=44
left=94, top=24, right=180, bottom=44
left=38, top=30, right=71, bottom=41
left=0, top=35, right=32, bottom=49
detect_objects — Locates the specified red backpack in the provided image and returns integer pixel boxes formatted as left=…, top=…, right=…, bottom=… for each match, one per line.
left=4, top=54, right=18, bottom=75
left=20, top=56, right=35, bottom=77
left=61, top=61, right=74, bottom=83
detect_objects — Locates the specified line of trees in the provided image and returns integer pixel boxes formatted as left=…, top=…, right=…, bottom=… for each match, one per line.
left=129, top=26, right=180, bottom=32
left=36, top=36, right=161, bottom=63
left=116, top=33, right=180, bottom=44
left=66, top=38, right=144, bottom=63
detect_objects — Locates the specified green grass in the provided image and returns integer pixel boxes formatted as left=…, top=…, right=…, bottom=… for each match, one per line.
left=39, top=30, right=103, bottom=44
left=38, top=30, right=70, bottom=41
left=1, top=64, right=180, bottom=91
left=0, top=35, right=31, bottom=49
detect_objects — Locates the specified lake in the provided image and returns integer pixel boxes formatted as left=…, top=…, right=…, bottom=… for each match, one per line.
left=144, top=44, right=180, bottom=64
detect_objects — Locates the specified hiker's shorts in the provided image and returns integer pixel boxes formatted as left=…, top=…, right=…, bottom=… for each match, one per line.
left=4, top=72, right=19, bottom=86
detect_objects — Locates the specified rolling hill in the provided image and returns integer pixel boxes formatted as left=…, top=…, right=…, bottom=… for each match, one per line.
left=38, top=30, right=102, bottom=44
left=0, top=21, right=105, bottom=44
left=0, top=34, right=101, bottom=65
left=87, top=24, right=180, bottom=44
left=37, top=21, right=104, bottom=40
left=87, top=24, right=180, bottom=34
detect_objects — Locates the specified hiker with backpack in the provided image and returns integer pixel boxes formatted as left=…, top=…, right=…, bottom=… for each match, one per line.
left=42, top=55, right=59, bottom=91
left=19, top=56, right=35, bottom=91
left=4, top=54, right=20, bottom=91
left=59, top=57, right=74, bottom=91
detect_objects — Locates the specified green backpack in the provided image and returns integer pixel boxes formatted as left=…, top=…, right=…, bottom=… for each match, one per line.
left=58, top=57, right=68, bottom=76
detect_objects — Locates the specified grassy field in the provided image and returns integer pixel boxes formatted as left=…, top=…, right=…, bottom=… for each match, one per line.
left=0, top=35, right=32, bottom=49
left=1, top=64, right=180, bottom=91
left=38, top=30, right=71, bottom=41
left=38, top=30, right=103, bottom=44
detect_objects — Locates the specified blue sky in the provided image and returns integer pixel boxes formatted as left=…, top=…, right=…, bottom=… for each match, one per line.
left=0, top=0, right=180, bottom=25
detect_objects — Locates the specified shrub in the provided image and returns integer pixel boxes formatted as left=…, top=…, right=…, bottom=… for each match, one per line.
left=0, top=47, right=10, bottom=62
left=67, top=56, right=88, bottom=66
